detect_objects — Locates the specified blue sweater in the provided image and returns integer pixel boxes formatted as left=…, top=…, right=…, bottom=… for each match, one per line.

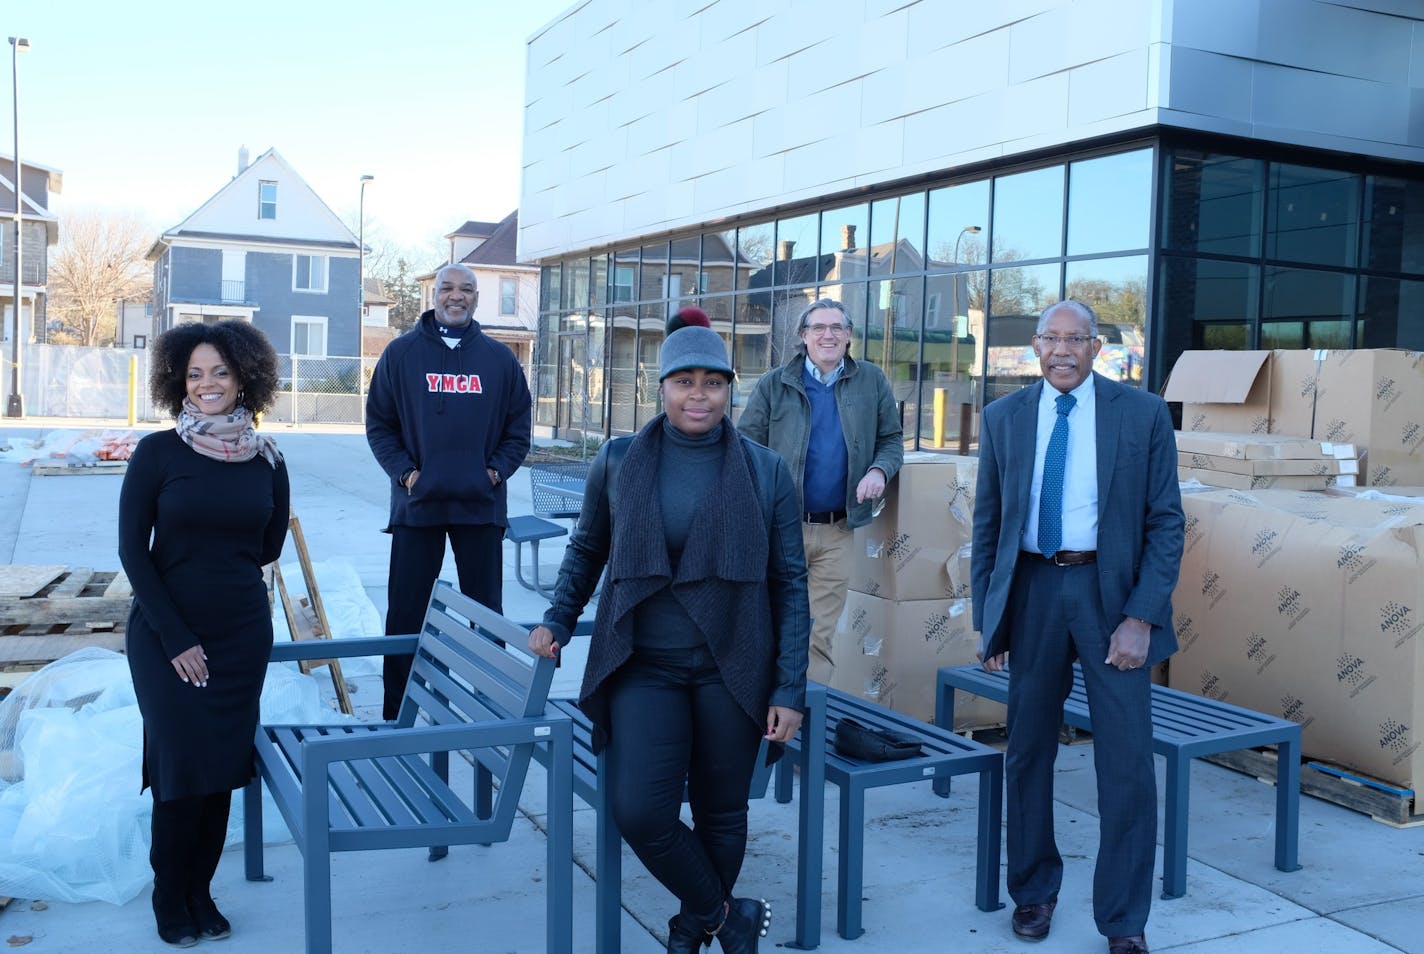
left=801, top=366, right=848, bottom=513
left=365, top=311, right=532, bottom=530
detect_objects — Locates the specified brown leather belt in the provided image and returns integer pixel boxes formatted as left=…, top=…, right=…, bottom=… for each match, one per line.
left=1022, top=549, right=1097, bottom=566
left=804, top=510, right=847, bottom=525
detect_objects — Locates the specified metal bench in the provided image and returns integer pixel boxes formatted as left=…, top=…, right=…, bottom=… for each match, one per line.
left=243, top=581, right=574, bottom=954
left=529, top=460, right=589, bottom=522
left=776, top=683, right=1004, bottom=941
left=525, top=654, right=828, bottom=952
left=935, top=663, right=1302, bottom=900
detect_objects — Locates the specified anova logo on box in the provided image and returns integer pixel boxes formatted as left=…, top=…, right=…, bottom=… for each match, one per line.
left=1188, top=412, right=1209, bottom=431
left=1337, top=541, right=1377, bottom=584
left=1296, top=373, right=1319, bottom=399
left=1320, top=418, right=1352, bottom=443
left=884, top=531, right=914, bottom=564
left=1378, top=719, right=1420, bottom=767
left=1226, top=492, right=1257, bottom=507
left=1175, top=613, right=1199, bottom=652
left=1280, top=693, right=1315, bottom=730
left=922, top=612, right=956, bottom=649
left=944, top=475, right=973, bottom=510
left=1251, top=528, right=1282, bottom=566
left=1200, top=569, right=1227, bottom=611
left=1336, top=653, right=1377, bottom=698
left=1380, top=601, right=1422, bottom=649
left=1400, top=420, right=1424, bottom=455
left=1199, top=671, right=1228, bottom=701
left=1276, top=585, right=1311, bottom=630
left=1376, top=375, right=1399, bottom=405
left=1183, top=513, right=1203, bottom=553
left=859, top=578, right=882, bottom=598
left=847, top=604, right=870, bottom=636
left=1245, top=633, right=1277, bottom=675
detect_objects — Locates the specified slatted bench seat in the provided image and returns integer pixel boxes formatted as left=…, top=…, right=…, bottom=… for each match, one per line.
left=935, top=663, right=1302, bottom=900
left=243, top=581, right=574, bottom=954
left=775, top=683, right=1004, bottom=941
left=506, top=514, right=568, bottom=598
left=524, top=667, right=828, bottom=951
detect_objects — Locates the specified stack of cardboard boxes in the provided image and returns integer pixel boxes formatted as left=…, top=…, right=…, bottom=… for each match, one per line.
left=1164, top=347, right=1424, bottom=793
left=833, top=452, right=1004, bottom=729
left=1164, top=348, right=1424, bottom=487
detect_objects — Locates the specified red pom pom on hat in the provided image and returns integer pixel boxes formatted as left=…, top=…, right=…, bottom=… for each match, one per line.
left=666, top=306, right=711, bottom=334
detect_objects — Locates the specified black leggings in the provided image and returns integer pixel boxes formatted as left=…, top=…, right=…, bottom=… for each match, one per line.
left=150, top=790, right=232, bottom=906
left=604, top=646, right=763, bottom=925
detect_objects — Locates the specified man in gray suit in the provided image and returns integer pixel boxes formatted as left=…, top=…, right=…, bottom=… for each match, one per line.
left=971, top=300, right=1183, bottom=954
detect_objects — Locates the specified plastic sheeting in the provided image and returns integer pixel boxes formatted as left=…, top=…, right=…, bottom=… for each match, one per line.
left=0, top=559, right=382, bottom=906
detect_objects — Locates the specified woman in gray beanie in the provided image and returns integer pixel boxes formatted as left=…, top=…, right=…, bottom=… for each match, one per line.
left=530, top=325, right=809, bottom=953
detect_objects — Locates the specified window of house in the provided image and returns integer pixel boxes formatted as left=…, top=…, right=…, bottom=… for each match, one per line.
left=612, top=266, right=635, bottom=303
left=291, top=316, right=328, bottom=356
left=259, top=181, right=278, bottom=220
left=500, top=276, right=518, bottom=316
left=293, top=254, right=328, bottom=292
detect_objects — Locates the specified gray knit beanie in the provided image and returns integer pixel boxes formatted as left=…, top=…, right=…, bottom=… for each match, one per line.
left=658, top=326, right=734, bottom=381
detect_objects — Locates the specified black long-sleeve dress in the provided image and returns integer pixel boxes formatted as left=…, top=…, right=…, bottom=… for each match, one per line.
left=118, top=429, right=290, bottom=801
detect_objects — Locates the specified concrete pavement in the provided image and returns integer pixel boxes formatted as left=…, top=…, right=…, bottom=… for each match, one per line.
left=0, top=421, right=1421, bottom=953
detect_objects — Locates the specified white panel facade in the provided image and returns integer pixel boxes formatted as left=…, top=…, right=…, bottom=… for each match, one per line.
left=520, top=0, right=1424, bottom=262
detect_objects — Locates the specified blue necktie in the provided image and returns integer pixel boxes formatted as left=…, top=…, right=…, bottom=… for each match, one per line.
left=1038, top=392, right=1076, bottom=558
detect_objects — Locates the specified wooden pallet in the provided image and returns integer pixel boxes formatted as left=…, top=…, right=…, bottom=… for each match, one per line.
left=0, top=566, right=132, bottom=668
left=1205, top=747, right=1423, bottom=828
left=31, top=460, right=129, bottom=477
left=273, top=514, right=354, bottom=716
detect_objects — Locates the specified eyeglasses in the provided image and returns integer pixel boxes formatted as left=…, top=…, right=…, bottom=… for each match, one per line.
left=1034, top=334, right=1096, bottom=348
left=804, top=323, right=849, bottom=337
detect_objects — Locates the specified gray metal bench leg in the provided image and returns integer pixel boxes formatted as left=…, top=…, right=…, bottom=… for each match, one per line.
left=302, top=791, right=333, bottom=954
left=242, top=777, right=272, bottom=881
left=933, top=678, right=956, bottom=798
left=1161, top=752, right=1188, bottom=899
left=547, top=730, right=574, bottom=954
left=594, top=753, right=622, bottom=954
left=1275, top=734, right=1303, bottom=873
left=431, top=749, right=453, bottom=859
left=793, top=686, right=826, bottom=950
left=836, top=778, right=868, bottom=940
left=976, top=761, right=1005, bottom=911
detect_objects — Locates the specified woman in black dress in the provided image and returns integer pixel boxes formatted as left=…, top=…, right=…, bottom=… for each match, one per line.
left=118, top=320, right=289, bottom=947
left=529, top=326, right=809, bottom=953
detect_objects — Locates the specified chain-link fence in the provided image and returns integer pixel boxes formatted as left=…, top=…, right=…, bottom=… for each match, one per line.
left=3, top=344, right=367, bottom=426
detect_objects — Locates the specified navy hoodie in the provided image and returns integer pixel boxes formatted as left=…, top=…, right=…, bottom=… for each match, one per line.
left=365, top=310, right=532, bottom=530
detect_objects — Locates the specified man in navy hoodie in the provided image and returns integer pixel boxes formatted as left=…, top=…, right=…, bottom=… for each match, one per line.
left=366, top=264, right=532, bottom=718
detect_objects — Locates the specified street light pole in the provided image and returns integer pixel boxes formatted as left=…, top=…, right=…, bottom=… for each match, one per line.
left=6, top=36, right=30, bottom=419
left=949, top=225, right=982, bottom=381
left=357, top=174, right=373, bottom=423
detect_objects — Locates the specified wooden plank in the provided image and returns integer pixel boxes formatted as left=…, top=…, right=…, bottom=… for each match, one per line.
left=1204, top=748, right=1423, bottom=828
left=48, top=567, right=96, bottom=599
left=0, top=633, right=128, bottom=663
left=0, top=565, right=68, bottom=599
left=0, top=596, right=134, bottom=625
left=102, top=571, right=132, bottom=600
left=32, top=460, right=128, bottom=477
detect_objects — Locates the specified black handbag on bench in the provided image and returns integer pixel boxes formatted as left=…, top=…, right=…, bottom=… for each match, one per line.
left=833, top=716, right=923, bottom=762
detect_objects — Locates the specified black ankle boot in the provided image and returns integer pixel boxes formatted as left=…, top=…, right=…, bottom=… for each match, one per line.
left=666, top=913, right=710, bottom=953
left=714, top=897, right=771, bottom=954
left=151, top=886, right=199, bottom=948
left=186, top=891, right=232, bottom=941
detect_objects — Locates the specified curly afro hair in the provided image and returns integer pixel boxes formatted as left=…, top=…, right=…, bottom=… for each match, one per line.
left=150, top=320, right=281, bottom=420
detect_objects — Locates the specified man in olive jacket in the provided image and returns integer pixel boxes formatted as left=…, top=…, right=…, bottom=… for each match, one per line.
left=739, top=297, right=903, bottom=683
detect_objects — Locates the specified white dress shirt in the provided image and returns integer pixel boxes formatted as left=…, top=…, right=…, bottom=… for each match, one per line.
left=1022, top=374, right=1098, bottom=553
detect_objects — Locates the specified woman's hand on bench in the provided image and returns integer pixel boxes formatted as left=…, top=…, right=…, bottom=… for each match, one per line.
left=529, top=625, right=560, bottom=660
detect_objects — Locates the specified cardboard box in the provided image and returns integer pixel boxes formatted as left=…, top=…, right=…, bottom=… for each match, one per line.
left=1177, top=468, right=1336, bottom=491
left=1174, top=430, right=1355, bottom=461
left=1164, top=350, right=1274, bottom=434
left=1169, top=488, right=1424, bottom=789
left=1177, top=451, right=1358, bottom=477
left=850, top=453, right=977, bottom=602
left=834, top=590, right=1005, bottom=729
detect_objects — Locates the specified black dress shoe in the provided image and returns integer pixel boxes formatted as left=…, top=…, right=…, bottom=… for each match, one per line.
left=1011, top=901, right=1056, bottom=941
left=1108, top=934, right=1149, bottom=954
left=187, top=893, right=232, bottom=941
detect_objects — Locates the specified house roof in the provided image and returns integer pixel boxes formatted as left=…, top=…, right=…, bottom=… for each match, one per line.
left=445, top=220, right=501, bottom=239
left=460, top=211, right=520, bottom=267
left=364, top=276, right=393, bottom=304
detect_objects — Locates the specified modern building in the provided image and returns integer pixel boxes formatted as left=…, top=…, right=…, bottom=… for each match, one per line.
left=518, top=0, right=1424, bottom=449
left=418, top=210, right=539, bottom=376
left=1, top=154, right=61, bottom=410
left=147, top=148, right=362, bottom=393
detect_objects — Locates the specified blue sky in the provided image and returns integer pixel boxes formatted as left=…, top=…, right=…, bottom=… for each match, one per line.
left=8, top=0, right=572, bottom=250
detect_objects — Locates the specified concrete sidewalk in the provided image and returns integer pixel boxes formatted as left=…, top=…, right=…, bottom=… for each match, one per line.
left=1, top=423, right=1421, bottom=953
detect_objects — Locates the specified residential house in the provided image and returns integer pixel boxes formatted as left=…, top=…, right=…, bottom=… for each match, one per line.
left=418, top=210, right=538, bottom=375
left=361, top=275, right=396, bottom=359
left=147, top=148, right=361, bottom=404
left=1, top=154, right=61, bottom=412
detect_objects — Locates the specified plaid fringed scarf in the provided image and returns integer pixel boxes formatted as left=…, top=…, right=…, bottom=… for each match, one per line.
left=175, top=399, right=282, bottom=469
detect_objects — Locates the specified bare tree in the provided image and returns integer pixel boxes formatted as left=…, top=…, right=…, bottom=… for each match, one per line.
left=48, top=209, right=153, bottom=346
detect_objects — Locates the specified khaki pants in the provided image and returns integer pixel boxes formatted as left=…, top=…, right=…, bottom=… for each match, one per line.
left=802, top=519, right=852, bottom=685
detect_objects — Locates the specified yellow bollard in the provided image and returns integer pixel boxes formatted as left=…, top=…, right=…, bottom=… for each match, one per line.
left=128, top=355, right=138, bottom=426
left=932, top=387, right=946, bottom=448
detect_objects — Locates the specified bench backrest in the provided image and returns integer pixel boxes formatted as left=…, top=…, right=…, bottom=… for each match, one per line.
left=529, top=460, right=589, bottom=520
left=397, top=581, right=558, bottom=830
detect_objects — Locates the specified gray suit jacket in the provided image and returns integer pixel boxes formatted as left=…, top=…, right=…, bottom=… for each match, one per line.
left=971, top=373, right=1184, bottom=664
